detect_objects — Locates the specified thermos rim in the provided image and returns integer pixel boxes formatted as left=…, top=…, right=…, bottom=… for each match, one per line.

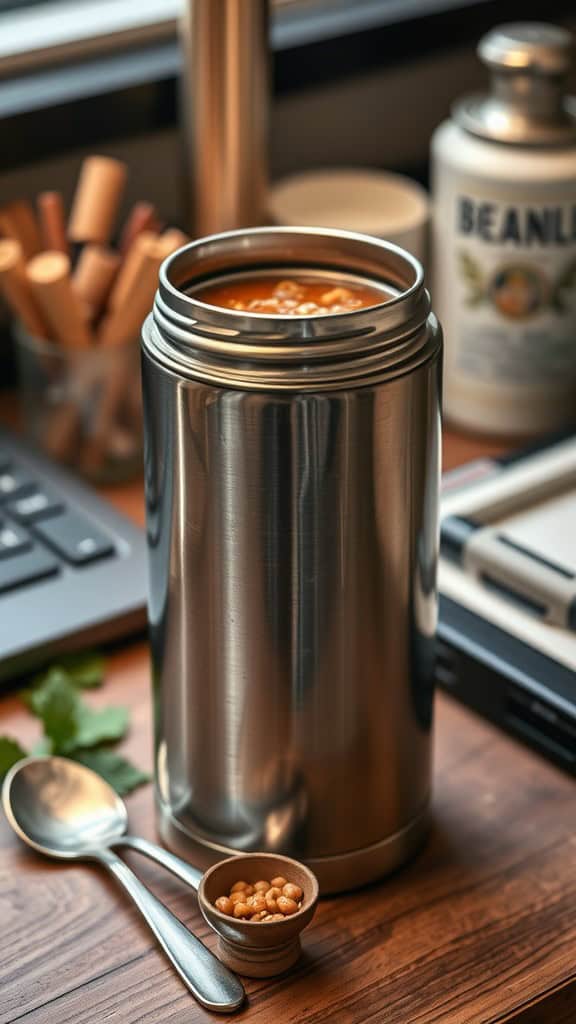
left=143, top=226, right=440, bottom=391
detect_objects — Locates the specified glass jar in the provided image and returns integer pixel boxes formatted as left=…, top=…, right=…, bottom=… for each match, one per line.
left=13, top=322, right=142, bottom=484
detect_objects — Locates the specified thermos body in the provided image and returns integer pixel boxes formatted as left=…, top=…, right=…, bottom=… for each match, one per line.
left=142, top=228, right=442, bottom=892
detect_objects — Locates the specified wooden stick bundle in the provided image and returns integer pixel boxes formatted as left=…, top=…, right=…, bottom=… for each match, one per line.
left=0, top=154, right=190, bottom=478
left=0, top=155, right=188, bottom=342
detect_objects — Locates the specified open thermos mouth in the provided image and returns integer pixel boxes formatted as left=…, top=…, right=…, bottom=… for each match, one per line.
left=145, top=226, right=436, bottom=390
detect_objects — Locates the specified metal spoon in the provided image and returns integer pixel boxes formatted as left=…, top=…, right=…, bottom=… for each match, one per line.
left=1, top=756, right=245, bottom=1013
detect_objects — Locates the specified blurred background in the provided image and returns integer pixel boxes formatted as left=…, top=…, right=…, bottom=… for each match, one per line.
left=0, top=0, right=575, bottom=385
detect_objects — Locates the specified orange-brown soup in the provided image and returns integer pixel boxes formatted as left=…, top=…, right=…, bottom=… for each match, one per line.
left=196, top=275, right=388, bottom=316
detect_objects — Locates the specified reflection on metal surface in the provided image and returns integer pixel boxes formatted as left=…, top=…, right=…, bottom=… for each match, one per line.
left=142, top=227, right=442, bottom=891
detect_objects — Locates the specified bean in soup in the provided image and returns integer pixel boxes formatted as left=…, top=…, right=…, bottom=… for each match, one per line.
left=196, top=274, right=389, bottom=316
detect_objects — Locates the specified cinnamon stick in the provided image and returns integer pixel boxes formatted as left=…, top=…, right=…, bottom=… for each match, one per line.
left=27, top=252, right=94, bottom=348
left=37, top=191, right=68, bottom=255
left=0, top=200, right=41, bottom=259
left=0, top=239, right=48, bottom=338
left=108, top=230, right=157, bottom=312
left=73, top=245, right=120, bottom=322
left=157, top=228, right=189, bottom=256
left=99, top=235, right=165, bottom=347
left=68, top=156, right=127, bottom=245
left=119, top=201, right=160, bottom=255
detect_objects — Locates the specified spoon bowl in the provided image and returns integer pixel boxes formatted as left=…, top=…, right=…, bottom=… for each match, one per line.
left=3, top=755, right=128, bottom=857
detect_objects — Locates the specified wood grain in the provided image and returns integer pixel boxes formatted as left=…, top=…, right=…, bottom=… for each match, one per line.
left=1, top=428, right=575, bottom=1024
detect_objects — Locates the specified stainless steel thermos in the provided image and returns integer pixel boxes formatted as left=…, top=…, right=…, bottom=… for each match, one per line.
left=141, top=228, right=442, bottom=893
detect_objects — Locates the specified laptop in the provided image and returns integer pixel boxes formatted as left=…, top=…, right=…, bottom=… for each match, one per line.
left=0, top=425, right=147, bottom=682
left=438, top=432, right=576, bottom=775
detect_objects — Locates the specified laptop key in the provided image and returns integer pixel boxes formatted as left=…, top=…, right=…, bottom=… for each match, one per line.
left=0, top=547, right=59, bottom=594
left=7, top=489, right=64, bottom=523
left=0, top=521, right=32, bottom=559
left=34, top=511, right=115, bottom=566
left=0, top=468, right=36, bottom=502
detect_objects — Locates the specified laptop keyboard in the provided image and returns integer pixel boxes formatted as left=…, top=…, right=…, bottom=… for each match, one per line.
left=0, top=445, right=117, bottom=595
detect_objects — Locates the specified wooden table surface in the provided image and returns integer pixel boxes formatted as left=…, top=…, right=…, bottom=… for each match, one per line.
left=1, top=429, right=575, bottom=1024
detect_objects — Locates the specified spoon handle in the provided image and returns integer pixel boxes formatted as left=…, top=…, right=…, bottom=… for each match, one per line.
left=115, top=835, right=203, bottom=891
left=95, top=848, right=244, bottom=1013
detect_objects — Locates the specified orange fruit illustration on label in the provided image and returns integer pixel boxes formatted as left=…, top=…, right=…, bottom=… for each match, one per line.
left=489, top=264, right=548, bottom=320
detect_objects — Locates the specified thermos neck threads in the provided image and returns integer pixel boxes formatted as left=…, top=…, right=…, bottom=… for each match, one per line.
left=144, top=227, right=438, bottom=392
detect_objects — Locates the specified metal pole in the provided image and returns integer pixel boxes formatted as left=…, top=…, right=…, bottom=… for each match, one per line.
left=180, top=0, right=269, bottom=236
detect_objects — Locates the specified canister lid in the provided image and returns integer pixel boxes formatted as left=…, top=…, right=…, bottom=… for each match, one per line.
left=268, top=169, right=428, bottom=261
left=480, top=22, right=573, bottom=75
left=453, top=22, right=576, bottom=146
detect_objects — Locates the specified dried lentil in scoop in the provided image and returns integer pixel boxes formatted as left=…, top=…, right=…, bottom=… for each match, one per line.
left=197, top=275, right=388, bottom=316
left=214, top=877, right=304, bottom=922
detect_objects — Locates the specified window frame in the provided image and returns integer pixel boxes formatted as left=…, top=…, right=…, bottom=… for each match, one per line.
left=0, top=0, right=561, bottom=82
left=0, top=0, right=573, bottom=167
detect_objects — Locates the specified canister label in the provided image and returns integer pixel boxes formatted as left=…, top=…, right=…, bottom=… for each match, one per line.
left=453, top=194, right=576, bottom=386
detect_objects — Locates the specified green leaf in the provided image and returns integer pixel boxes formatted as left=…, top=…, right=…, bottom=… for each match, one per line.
left=28, top=666, right=70, bottom=700
left=28, top=673, right=81, bottom=753
left=30, top=655, right=105, bottom=698
left=0, top=737, right=28, bottom=779
left=75, top=705, right=129, bottom=749
left=60, top=653, right=106, bottom=689
left=72, top=750, right=150, bottom=796
left=8, top=652, right=141, bottom=796
left=27, top=670, right=128, bottom=753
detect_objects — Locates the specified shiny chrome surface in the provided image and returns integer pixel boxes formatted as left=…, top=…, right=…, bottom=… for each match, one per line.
left=2, top=757, right=244, bottom=1012
left=159, top=799, right=430, bottom=895
left=142, top=227, right=442, bottom=891
left=120, top=833, right=204, bottom=889
left=454, top=22, right=576, bottom=146
left=180, top=0, right=268, bottom=234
